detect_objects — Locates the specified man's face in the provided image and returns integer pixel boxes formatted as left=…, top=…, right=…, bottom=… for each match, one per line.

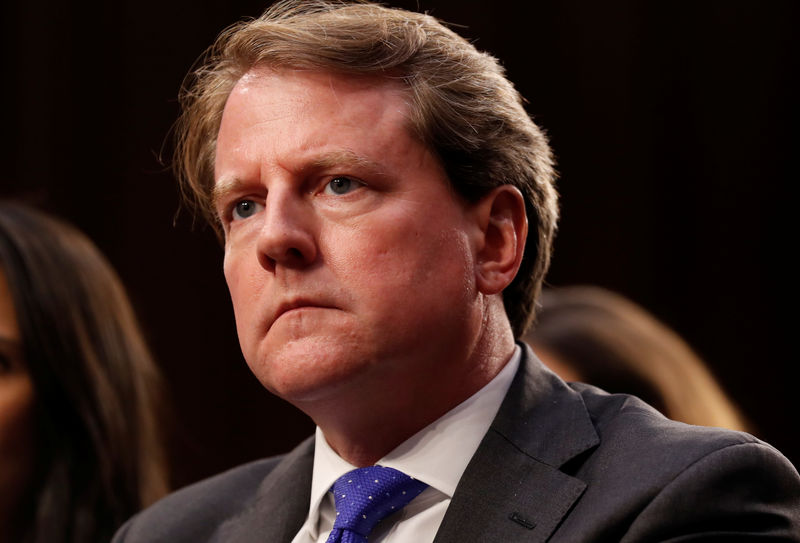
left=214, top=68, right=485, bottom=406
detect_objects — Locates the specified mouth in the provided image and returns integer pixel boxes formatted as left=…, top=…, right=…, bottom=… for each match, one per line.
left=274, top=299, right=337, bottom=321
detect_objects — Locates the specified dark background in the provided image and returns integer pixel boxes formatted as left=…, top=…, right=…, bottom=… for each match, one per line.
left=2, top=1, right=797, bottom=487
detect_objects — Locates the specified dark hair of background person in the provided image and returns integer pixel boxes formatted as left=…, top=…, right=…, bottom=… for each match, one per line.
left=527, top=285, right=750, bottom=432
left=0, top=202, right=169, bottom=543
left=174, top=0, right=559, bottom=338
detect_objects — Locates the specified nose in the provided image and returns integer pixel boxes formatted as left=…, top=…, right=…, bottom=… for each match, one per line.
left=256, top=190, right=317, bottom=272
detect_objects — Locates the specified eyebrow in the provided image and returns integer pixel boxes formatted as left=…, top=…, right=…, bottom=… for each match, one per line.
left=307, top=150, right=385, bottom=175
left=212, top=150, right=387, bottom=210
left=212, top=178, right=246, bottom=212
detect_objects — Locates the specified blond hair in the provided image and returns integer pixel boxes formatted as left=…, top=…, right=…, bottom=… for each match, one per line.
left=175, top=0, right=558, bottom=337
left=528, top=286, right=750, bottom=431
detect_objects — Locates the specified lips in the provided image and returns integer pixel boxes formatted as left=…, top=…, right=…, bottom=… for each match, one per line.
left=273, top=298, right=337, bottom=321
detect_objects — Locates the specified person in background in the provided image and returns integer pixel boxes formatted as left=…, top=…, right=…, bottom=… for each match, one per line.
left=526, top=285, right=750, bottom=431
left=0, top=202, right=169, bottom=543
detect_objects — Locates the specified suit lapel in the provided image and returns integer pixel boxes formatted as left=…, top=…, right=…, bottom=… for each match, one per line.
left=433, top=344, right=599, bottom=543
left=216, top=436, right=315, bottom=543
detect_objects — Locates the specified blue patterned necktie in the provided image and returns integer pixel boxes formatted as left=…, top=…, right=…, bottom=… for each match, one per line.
left=325, top=465, right=428, bottom=543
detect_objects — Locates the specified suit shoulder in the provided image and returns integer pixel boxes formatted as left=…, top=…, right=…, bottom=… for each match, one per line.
left=112, top=456, right=284, bottom=542
left=554, top=384, right=800, bottom=539
left=623, top=436, right=800, bottom=540
left=572, top=381, right=763, bottom=455
left=566, top=382, right=799, bottom=492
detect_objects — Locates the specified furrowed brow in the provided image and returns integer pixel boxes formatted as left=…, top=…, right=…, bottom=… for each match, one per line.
left=210, top=151, right=386, bottom=211
left=308, top=150, right=385, bottom=176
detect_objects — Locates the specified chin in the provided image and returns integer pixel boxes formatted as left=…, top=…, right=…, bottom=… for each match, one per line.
left=246, top=335, right=374, bottom=403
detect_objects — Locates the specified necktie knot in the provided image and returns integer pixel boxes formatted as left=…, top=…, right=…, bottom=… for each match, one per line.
left=326, top=465, right=427, bottom=542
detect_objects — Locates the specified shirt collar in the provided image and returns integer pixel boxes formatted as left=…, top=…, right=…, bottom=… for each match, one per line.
left=305, top=345, right=521, bottom=523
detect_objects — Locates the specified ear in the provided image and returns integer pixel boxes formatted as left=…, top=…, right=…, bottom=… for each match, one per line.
left=472, top=185, right=528, bottom=295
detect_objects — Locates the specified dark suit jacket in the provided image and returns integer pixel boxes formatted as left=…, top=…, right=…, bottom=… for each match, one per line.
left=114, top=345, right=800, bottom=541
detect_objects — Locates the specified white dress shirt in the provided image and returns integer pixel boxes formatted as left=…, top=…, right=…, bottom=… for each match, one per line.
left=291, top=345, right=521, bottom=543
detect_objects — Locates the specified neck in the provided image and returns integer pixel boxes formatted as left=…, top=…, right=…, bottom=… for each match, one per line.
left=302, top=302, right=516, bottom=466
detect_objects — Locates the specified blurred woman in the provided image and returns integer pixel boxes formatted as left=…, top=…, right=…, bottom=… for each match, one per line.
left=0, top=202, right=168, bottom=543
left=527, top=285, right=750, bottom=432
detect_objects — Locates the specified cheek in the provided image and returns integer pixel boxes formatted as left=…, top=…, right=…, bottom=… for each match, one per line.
left=224, top=247, right=255, bottom=316
left=223, top=249, right=259, bottom=354
left=0, top=377, right=36, bottom=494
left=222, top=243, right=239, bottom=293
left=0, top=376, right=35, bottom=440
left=329, top=220, right=475, bottom=308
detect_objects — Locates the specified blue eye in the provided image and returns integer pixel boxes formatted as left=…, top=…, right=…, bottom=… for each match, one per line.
left=324, top=176, right=361, bottom=195
left=232, top=200, right=262, bottom=220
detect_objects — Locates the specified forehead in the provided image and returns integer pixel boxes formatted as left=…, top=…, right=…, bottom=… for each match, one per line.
left=222, top=66, right=412, bottom=136
left=232, top=65, right=409, bottom=99
left=214, top=67, right=438, bottom=184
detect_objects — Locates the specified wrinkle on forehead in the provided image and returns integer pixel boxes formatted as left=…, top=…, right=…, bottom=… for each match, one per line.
left=232, top=65, right=410, bottom=113
left=215, top=66, right=440, bottom=197
left=221, top=66, right=414, bottom=143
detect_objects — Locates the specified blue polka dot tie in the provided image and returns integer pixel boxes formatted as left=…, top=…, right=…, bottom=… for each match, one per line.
left=325, top=465, right=428, bottom=543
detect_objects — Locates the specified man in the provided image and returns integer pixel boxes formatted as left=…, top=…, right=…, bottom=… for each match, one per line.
left=115, top=1, right=800, bottom=541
